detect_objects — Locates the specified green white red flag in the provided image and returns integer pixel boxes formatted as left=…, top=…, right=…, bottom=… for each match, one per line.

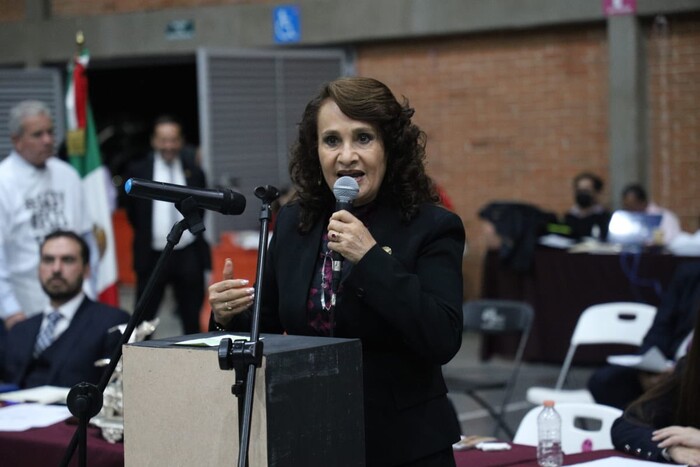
left=65, top=47, right=119, bottom=306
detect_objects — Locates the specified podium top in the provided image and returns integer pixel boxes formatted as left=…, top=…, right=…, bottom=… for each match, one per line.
left=127, top=332, right=361, bottom=356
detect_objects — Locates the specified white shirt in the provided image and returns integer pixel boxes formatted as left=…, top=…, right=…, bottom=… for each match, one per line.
left=150, top=153, right=195, bottom=250
left=0, top=152, right=92, bottom=318
left=647, top=202, right=682, bottom=244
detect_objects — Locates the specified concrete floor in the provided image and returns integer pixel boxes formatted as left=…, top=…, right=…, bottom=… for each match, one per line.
left=118, top=284, right=595, bottom=440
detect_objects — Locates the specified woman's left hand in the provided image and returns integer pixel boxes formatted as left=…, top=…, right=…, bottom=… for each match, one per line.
left=653, top=426, right=700, bottom=449
left=327, top=210, right=377, bottom=264
left=667, top=446, right=700, bottom=466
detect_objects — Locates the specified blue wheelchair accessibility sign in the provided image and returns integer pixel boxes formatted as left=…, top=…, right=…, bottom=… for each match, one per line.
left=273, top=6, right=301, bottom=43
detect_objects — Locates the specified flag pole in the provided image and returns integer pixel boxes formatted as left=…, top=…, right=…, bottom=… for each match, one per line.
left=65, top=30, right=121, bottom=307
left=61, top=30, right=124, bottom=465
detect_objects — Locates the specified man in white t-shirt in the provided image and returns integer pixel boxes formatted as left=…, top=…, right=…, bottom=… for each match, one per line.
left=0, top=100, right=93, bottom=329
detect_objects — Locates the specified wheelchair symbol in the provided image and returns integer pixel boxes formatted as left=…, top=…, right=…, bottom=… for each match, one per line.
left=274, top=7, right=300, bottom=43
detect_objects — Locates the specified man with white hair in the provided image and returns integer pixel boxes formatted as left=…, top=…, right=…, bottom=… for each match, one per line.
left=0, top=100, right=93, bottom=329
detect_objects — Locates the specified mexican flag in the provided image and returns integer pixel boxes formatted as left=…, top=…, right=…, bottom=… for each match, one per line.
left=65, top=47, right=119, bottom=306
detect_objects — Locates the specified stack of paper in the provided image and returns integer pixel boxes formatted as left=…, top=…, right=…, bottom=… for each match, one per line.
left=570, top=456, right=686, bottom=466
left=0, top=403, right=71, bottom=431
left=174, top=334, right=255, bottom=347
left=607, top=346, right=674, bottom=373
left=0, top=385, right=70, bottom=404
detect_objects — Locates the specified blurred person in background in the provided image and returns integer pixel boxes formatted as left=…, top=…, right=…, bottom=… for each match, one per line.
left=588, top=261, right=700, bottom=410
left=564, top=171, right=611, bottom=241
left=0, top=100, right=95, bottom=330
left=622, top=183, right=682, bottom=245
left=125, top=115, right=211, bottom=335
left=1, top=230, right=128, bottom=389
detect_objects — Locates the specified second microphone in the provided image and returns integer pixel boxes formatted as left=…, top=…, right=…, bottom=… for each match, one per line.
left=125, top=177, right=246, bottom=215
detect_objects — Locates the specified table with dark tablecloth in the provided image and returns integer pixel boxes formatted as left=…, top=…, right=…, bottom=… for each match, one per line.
left=454, top=443, right=635, bottom=466
left=2, top=419, right=640, bottom=467
left=0, top=419, right=123, bottom=467
left=481, top=247, right=698, bottom=364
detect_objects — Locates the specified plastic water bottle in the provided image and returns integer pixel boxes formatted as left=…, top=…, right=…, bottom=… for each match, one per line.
left=537, top=400, right=563, bottom=467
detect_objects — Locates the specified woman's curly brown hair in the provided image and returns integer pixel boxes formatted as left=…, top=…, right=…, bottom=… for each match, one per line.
left=289, top=77, right=438, bottom=232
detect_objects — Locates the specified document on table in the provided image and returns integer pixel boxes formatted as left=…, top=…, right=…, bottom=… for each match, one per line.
left=607, top=346, right=674, bottom=373
left=0, top=385, right=69, bottom=404
left=173, top=334, right=253, bottom=347
left=0, top=403, right=71, bottom=431
left=569, top=456, right=685, bottom=466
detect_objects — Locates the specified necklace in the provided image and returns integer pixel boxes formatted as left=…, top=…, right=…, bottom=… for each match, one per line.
left=320, top=249, right=333, bottom=311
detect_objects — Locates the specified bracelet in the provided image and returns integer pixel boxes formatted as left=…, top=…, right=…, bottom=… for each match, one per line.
left=213, top=321, right=227, bottom=332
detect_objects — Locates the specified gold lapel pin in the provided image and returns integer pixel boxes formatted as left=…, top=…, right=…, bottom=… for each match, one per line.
left=382, top=246, right=392, bottom=255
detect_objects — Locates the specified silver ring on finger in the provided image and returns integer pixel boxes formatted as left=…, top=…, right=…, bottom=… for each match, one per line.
left=226, top=302, right=233, bottom=311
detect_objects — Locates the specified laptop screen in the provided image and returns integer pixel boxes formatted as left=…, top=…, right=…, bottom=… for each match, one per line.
left=607, top=210, right=663, bottom=245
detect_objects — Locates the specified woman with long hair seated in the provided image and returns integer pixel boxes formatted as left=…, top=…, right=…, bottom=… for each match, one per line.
left=611, top=306, right=700, bottom=465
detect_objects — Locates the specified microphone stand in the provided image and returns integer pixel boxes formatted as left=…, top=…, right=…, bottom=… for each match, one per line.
left=60, top=197, right=205, bottom=467
left=218, top=185, right=279, bottom=467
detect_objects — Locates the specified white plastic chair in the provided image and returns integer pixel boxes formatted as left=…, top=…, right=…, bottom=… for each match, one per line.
left=513, top=402, right=623, bottom=453
left=527, top=302, right=656, bottom=404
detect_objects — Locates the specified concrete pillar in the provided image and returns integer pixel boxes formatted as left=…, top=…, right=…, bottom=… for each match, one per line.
left=22, top=0, right=48, bottom=68
left=607, top=14, right=647, bottom=209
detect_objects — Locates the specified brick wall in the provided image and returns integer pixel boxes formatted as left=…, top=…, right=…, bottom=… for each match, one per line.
left=4, top=3, right=697, bottom=300
left=356, top=26, right=611, bottom=299
left=648, top=15, right=700, bottom=234
left=0, top=0, right=24, bottom=22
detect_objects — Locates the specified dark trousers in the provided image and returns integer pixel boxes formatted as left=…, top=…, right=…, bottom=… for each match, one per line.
left=135, top=241, right=206, bottom=335
left=588, top=364, right=643, bottom=410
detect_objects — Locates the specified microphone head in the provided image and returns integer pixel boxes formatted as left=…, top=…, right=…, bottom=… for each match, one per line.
left=220, top=188, right=247, bottom=215
left=333, top=176, right=360, bottom=203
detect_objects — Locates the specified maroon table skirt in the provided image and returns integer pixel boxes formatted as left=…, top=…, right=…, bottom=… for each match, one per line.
left=0, top=419, right=123, bottom=467
left=481, top=248, right=697, bottom=364
left=454, top=443, right=634, bottom=466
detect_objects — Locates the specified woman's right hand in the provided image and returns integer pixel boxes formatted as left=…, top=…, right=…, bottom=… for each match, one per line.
left=208, top=258, right=255, bottom=327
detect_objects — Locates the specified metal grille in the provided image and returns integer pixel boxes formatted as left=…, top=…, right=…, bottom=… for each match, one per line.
left=197, top=48, right=348, bottom=238
left=0, top=68, right=65, bottom=161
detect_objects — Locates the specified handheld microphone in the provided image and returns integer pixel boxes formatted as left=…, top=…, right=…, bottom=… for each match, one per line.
left=331, top=176, right=359, bottom=296
left=125, top=178, right=246, bottom=215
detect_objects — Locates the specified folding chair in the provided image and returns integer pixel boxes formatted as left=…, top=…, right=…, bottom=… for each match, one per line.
left=444, top=299, right=534, bottom=439
left=526, top=302, right=656, bottom=405
left=513, top=402, right=623, bottom=453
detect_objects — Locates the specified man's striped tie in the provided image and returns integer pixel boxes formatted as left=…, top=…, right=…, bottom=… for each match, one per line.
left=33, top=310, right=62, bottom=357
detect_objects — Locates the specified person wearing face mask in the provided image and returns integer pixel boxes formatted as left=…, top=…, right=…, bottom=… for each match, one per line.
left=564, top=171, right=612, bottom=241
left=208, top=77, right=465, bottom=466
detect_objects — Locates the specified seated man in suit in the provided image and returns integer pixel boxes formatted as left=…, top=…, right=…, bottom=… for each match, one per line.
left=1, top=230, right=129, bottom=389
left=588, top=261, right=700, bottom=409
